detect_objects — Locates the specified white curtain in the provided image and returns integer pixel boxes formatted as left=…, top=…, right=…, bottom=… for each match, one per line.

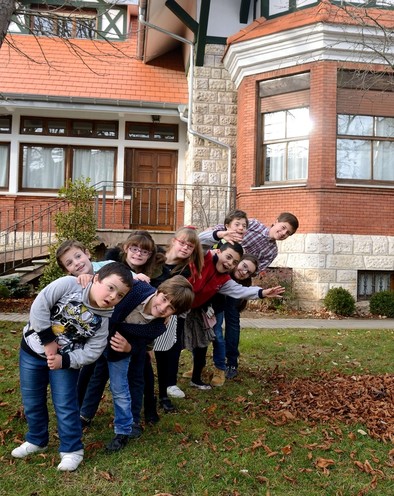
left=22, top=146, right=64, bottom=189
left=0, top=145, right=9, bottom=187
left=73, top=148, right=114, bottom=187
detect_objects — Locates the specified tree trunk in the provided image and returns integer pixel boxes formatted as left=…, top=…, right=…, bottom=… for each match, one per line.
left=0, top=0, right=16, bottom=48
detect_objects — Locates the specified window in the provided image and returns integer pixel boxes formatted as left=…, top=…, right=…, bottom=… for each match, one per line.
left=337, top=115, right=394, bottom=182
left=30, top=6, right=97, bottom=39
left=20, top=144, right=116, bottom=191
left=262, top=108, right=310, bottom=182
left=126, top=123, right=178, bottom=142
left=0, top=144, right=10, bottom=188
left=20, top=117, right=118, bottom=138
left=358, top=271, right=394, bottom=300
left=0, top=115, right=12, bottom=133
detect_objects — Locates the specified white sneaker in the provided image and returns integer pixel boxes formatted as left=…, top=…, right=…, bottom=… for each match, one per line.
left=11, top=441, right=47, bottom=459
left=57, top=450, right=84, bottom=471
left=167, top=385, right=185, bottom=398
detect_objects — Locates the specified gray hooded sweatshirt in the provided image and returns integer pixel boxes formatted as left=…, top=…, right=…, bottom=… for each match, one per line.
left=22, top=276, right=113, bottom=369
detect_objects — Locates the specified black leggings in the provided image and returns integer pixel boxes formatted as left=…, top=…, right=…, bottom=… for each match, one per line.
left=191, top=346, right=208, bottom=384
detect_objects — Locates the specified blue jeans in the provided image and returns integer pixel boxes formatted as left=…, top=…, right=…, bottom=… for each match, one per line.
left=19, top=348, right=82, bottom=453
left=107, top=356, right=133, bottom=435
left=79, top=354, right=109, bottom=420
left=224, top=297, right=241, bottom=368
left=212, top=312, right=226, bottom=371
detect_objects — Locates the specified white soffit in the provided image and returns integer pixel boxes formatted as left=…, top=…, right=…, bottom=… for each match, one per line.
left=223, top=22, right=394, bottom=88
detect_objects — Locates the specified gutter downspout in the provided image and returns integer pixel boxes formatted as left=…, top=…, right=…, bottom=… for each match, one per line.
left=138, top=11, right=233, bottom=212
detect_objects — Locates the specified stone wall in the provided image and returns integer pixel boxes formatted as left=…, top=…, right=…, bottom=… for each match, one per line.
left=274, top=233, right=394, bottom=310
left=186, top=43, right=238, bottom=227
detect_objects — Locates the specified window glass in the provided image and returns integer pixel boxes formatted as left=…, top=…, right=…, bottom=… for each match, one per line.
left=337, top=139, right=371, bottom=179
left=376, top=117, right=394, bottom=138
left=265, top=143, right=286, bottom=182
left=0, top=116, right=11, bottom=133
left=287, top=108, right=310, bottom=138
left=72, top=148, right=115, bottom=188
left=374, top=141, right=394, bottom=180
left=48, top=119, right=67, bottom=135
left=21, top=118, right=43, bottom=134
left=338, top=115, right=373, bottom=136
left=358, top=271, right=392, bottom=300
left=0, top=144, right=9, bottom=187
left=288, top=140, right=308, bottom=179
left=72, top=121, right=93, bottom=137
left=22, top=145, right=65, bottom=189
left=263, top=107, right=310, bottom=182
left=96, top=122, right=117, bottom=138
left=264, top=111, right=286, bottom=140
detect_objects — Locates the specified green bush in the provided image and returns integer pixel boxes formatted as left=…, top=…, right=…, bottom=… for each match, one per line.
left=323, top=287, right=355, bottom=316
left=0, top=277, right=32, bottom=298
left=369, top=290, right=394, bottom=318
left=39, top=177, right=98, bottom=290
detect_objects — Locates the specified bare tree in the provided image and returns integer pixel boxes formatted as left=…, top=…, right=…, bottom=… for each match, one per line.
left=0, top=0, right=16, bottom=48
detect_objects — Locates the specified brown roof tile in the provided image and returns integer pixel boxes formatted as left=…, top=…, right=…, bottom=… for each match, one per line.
left=0, top=25, right=188, bottom=105
left=227, top=0, right=394, bottom=45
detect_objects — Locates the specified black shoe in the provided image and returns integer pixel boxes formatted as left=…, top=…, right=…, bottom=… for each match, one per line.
left=105, top=434, right=129, bottom=452
left=159, top=397, right=176, bottom=413
left=80, top=415, right=92, bottom=428
left=129, top=423, right=143, bottom=439
left=145, top=410, right=160, bottom=424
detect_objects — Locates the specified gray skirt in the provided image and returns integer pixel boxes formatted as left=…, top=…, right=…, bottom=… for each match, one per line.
left=184, top=308, right=216, bottom=351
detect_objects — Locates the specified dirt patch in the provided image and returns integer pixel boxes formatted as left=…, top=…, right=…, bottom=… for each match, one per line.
left=0, top=297, right=34, bottom=313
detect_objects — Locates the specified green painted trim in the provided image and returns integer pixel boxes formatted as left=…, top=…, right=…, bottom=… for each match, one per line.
left=240, top=0, right=251, bottom=23
left=165, top=0, right=199, bottom=34
left=196, top=0, right=210, bottom=66
left=206, top=36, right=226, bottom=45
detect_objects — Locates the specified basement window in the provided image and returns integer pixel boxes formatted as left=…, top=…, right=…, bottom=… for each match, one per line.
left=357, top=271, right=394, bottom=300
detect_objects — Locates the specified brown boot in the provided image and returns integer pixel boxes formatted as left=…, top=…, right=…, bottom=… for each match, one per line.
left=210, top=367, right=225, bottom=387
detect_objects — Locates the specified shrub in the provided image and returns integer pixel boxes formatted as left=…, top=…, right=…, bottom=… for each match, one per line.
left=39, top=177, right=98, bottom=290
left=246, top=268, right=296, bottom=314
left=369, top=290, right=394, bottom=318
left=0, top=277, right=32, bottom=298
left=323, top=287, right=355, bottom=316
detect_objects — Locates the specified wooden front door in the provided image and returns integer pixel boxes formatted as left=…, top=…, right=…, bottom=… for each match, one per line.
left=125, top=148, right=177, bottom=230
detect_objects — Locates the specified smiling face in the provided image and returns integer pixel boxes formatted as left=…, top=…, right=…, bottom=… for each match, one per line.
left=215, top=246, right=241, bottom=274
left=269, top=221, right=295, bottom=241
left=171, top=236, right=195, bottom=259
left=226, top=217, right=248, bottom=238
left=89, top=274, right=129, bottom=308
left=59, top=247, right=93, bottom=276
left=233, top=259, right=257, bottom=281
left=125, top=244, right=152, bottom=269
left=147, top=292, right=176, bottom=318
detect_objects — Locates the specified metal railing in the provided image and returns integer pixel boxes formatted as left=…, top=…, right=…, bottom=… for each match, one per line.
left=0, top=182, right=236, bottom=275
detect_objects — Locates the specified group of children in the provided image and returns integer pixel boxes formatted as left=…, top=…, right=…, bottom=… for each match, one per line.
left=11, top=209, right=299, bottom=471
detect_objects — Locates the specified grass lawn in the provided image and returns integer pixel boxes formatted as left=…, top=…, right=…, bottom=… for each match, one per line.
left=1, top=322, right=393, bottom=496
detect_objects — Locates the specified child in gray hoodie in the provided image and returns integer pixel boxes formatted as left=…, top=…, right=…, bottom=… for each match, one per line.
left=11, top=262, right=133, bottom=472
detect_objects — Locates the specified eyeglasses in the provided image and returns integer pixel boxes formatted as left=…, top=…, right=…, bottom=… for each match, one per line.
left=238, top=261, right=255, bottom=275
left=175, top=238, right=195, bottom=250
left=128, top=246, right=152, bottom=257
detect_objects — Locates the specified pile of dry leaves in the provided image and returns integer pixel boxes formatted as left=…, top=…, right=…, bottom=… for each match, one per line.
left=264, top=372, right=394, bottom=443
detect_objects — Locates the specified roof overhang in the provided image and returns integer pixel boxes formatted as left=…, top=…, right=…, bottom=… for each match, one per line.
left=224, top=22, right=394, bottom=88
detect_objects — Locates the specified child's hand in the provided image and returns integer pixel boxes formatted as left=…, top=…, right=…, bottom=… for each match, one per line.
left=77, top=274, right=94, bottom=288
left=47, top=353, right=62, bottom=370
left=110, top=332, right=132, bottom=353
left=134, top=273, right=151, bottom=283
left=219, top=229, right=244, bottom=244
left=44, top=341, right=59, bottom=357
left=263, top=286, right=285, bottom=298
